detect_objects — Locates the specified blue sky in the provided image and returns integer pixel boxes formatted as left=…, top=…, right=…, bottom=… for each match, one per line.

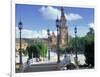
left=16, top=4, right=94, bottom=38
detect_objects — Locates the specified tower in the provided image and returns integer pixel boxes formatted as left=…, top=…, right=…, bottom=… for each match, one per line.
left=59, top=7, right=68, bottom=48
left=50, top=32, right=57, bottom=48
left=51, top=7, right=68, bottom=49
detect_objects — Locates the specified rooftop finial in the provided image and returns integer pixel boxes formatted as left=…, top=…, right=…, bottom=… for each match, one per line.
left=61, top=7, right=64, bottom=17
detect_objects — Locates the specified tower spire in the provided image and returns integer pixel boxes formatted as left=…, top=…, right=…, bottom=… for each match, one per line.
left=60, top=7, right=66, bottom=27
left=61, top=7, right=65, bottom=17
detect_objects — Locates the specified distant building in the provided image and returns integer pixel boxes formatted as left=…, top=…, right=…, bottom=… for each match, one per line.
left=50, top=32, right=57, bottom=49
left=16, top=38, right=28, bottom=51
left=15, top=38, right=48, bottom=52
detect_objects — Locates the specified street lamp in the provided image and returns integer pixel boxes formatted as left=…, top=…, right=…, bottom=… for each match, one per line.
left=56, top=18, right=60, bottom=63
left=18, top=20, right=23, bottom=64
left=74, top=26, right=78, bottom=67
left=47, top=28, right=50, bottom=60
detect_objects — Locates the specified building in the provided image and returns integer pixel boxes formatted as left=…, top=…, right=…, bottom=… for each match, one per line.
left=50, top=32, right=57, bottom=49
left=15, top=38, right=48, bottom=52
left=50, top=7, right=68, bottom=49
left=16, top=38, right=28, bottom=52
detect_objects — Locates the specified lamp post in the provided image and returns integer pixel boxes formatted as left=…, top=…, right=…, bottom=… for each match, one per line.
left=47, top=29, right=50, bottom=60
left=56, top=18, right=60, bottom=63
left=18, top=20, right=23, bottom=64
left=74, top=26, right=78, bottom=67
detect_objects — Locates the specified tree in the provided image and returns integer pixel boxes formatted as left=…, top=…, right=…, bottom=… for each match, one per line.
left=67, top=36, right=84, bottom=54
left=26, top=42, right=48, bottom=59
left=84, top=41, right=94, bottom=67
left=66, top=27, right=94, bottom=68
left=36, top=43, right=47, bottom=58
left=26, top=45, right=32, bottom=59
left=84, top=27, right=94, bottom=68
left=23, top=49, right=28, bottom=56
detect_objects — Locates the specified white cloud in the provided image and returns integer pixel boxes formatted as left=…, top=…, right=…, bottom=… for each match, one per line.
left=39, top=6, right=60, bottom=20
left=39, top=6, right=82, bottom=21
left=66, top=13, right=82, bottom=21
left=88, top=22, right=94, bottom=29
left=16, top=27, right=35, bottom=38
left=16, top=27, right=57, bottom=38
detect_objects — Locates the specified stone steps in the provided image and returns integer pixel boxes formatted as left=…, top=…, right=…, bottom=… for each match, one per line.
left=24, top=63, right=59, bottom=72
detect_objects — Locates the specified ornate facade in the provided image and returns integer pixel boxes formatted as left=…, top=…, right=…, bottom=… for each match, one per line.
left=50, top=32, right=57, bottom=48
left=50, top=7, right=68, bottom=49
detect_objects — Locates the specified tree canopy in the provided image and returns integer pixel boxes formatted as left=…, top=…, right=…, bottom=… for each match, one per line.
left=26, top=42, right=48, bottom=59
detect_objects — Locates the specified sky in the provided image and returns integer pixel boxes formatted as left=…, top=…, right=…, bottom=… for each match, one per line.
left=16, top=4, right=94, bottom=38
